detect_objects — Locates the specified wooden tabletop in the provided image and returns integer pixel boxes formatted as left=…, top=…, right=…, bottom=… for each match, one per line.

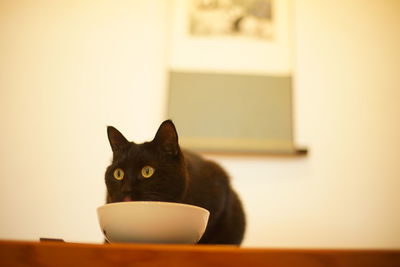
left=0, top=240, right=399, bottom=267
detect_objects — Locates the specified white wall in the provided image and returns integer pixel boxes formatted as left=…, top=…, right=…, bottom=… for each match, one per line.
left=0, top=0, right=169, bottom=243
left=0, top=0, right=399, bottom=249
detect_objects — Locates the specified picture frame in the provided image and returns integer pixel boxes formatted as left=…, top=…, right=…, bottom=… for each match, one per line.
left=167, top=0, right=297, bottom=154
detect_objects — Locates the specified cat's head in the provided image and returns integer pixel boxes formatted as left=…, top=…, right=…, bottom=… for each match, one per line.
left=104, top=120, right=187, bottom=203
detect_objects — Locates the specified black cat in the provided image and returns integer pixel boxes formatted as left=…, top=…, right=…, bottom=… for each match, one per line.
left=104, top=120, right=245, bottom=244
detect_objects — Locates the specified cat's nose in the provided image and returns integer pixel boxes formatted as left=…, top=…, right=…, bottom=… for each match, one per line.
left=121, top=179, right=133, bottom=193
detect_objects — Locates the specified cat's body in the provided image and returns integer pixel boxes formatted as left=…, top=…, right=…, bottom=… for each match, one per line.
left=177, top=150, right=245, bottom=244
left=105, top=120, right=245, bottom=244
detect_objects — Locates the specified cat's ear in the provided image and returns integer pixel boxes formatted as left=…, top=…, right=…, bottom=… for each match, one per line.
left=107, top=126, right=129, bottom=153
left=153, top=120, right=179, bottom=156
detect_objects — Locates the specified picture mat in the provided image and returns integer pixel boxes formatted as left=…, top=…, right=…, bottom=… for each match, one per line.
left=167, top=71, right=294, bottom=153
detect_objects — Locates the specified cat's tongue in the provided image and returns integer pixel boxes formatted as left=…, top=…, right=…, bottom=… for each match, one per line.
left=123, top=196, right=133, bottom=202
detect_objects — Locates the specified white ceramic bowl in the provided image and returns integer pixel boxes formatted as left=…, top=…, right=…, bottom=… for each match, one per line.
left=97, top=201, right=210, bottom=244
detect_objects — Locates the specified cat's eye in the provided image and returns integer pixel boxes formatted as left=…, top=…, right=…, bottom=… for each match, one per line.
left=113, top=168, right=124, bottom=180
left=141, top=166, right=155, bottom=178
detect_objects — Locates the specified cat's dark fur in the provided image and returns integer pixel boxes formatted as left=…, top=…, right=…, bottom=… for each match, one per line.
left=104, top=120, right=245, bottom=244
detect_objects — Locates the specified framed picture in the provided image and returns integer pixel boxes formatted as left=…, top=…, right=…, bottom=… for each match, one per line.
left=189, top=0, right=274, bottom=40
left=167, top=0, right=297, bottom=154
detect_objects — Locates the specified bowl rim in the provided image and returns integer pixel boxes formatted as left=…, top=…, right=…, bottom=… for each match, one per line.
left=97, top=201, right=210, bottom=215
